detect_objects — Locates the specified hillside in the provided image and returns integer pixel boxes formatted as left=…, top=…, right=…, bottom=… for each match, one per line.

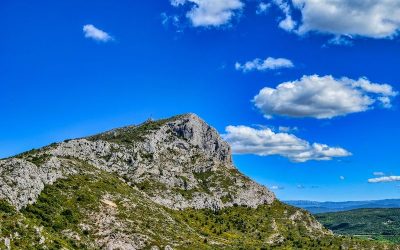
left=316, top=208, right=400, bottom=244
left=286, top=200, right=400, bottom=214
left=0, top=113, right=397, bottom=249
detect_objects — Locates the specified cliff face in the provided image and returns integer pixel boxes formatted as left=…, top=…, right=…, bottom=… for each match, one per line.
left=0, top=113, right=274, bottom=210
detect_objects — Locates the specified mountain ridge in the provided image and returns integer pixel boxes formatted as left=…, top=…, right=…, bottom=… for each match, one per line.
left=0, top=113, right=397, bottom=249
left=0, top=113, right=274, bottom=211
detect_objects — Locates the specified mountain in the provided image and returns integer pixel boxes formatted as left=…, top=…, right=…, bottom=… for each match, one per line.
left=0, top=113, right=397, bottom=249
left=316, top=208, right=400, bottom=244
left=285, top=200, right=400, bottom=214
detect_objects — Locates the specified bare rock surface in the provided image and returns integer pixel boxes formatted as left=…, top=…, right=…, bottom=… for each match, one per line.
left=0, top=113, right=274, bottom=210
left=0, top=157, right=77, bottom=210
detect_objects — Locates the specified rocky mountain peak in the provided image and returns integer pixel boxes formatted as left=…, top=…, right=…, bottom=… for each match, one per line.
left=1, top=113, right=389, bottom=250
left=0, top=113, right=274, bottom=211
left=156, top=113, right=232, bottom=163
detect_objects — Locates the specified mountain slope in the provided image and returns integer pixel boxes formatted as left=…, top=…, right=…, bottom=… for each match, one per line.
left=316, top=208, right=400, bottom=244
left=0, top=114, right=273, bottom=211
left=0, top=113, right=398, bottom=249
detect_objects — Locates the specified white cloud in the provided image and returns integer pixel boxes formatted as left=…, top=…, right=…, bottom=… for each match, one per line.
left=368, top=176, right=400, bottom=183
left=83, top=24, right=113, bottom=42
left=273, top=0, right=296, bottom=32
left=256, top=2, right=271, bottom=15
left=339, top=176, right=345, bottom=180
left=279, top=15, right=296, bottom=31
left=275, top=0, right=400, bottom=39
left=235, top=57, right=294, bottom=72
left=170, top=0, right=400, bottom=39
left=373, top=172, right=386, bottom=176
left=253, top=75, right=397, bottom=119
left=270, top=185, right=284, bottom=190
left=170, top=0, right=244, bottom=27
left=222, top=125, right=351, bottom=162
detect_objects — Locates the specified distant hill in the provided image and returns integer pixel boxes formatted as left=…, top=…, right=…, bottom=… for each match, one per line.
left=316, top=208, right=400, bottom=244
left=285, top=199, right=400, bottom=213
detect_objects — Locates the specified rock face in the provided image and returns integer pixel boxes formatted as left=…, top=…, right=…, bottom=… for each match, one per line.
left=0, top=157, right=77, bottom=210
left=1, top=113, right=396, bottom=250
left=0, top=113, right=274, bottom=210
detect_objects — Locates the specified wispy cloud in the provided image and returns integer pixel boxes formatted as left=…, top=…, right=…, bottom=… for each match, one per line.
left=235, top=57, right=294, bottom=72
left=222, top=125, right=351, bottom=162
left=270, top=185, right=284, bottom=190
left=256, top=2, right=271, bottom=15
left=83, top=24, right=113, bottom=42
left=373, top=172, right=386, bottom=176
left=368, top=176, right=400, bottom=183
left=339, top=176, right=345, bottom=180
left=325, top=36, right=353, bottom=47
left=278, top=126, right=298, bottom=133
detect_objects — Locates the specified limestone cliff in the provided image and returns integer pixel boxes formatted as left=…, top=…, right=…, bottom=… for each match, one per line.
left=0, top=113, right=274, bottom=210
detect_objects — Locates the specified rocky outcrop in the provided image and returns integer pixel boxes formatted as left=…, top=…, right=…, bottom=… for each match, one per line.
left=0, top=157, right=78, bottom=210
left=0, top=113, right=274, bottom=210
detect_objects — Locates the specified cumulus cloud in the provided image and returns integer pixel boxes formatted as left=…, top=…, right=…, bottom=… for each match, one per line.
left=256, top=2, right=271, bottom=15
left=235, top=57, right=294, bottom=72
left=83, top=24, right=113, bottom=42
left=222, top=125, right=351, bottom=162
left=253, top=75, right=397, bottom=119
left=170, top=0, right=400, bottom=39
left=368, top=176, right=400, bottom=183
left=170, top=0, right=244, bottom=27
left=273, top=0, right=400, bottom=38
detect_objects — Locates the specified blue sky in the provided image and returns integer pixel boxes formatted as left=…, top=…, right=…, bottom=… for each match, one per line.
left=1, top=0, right=400, bottom=201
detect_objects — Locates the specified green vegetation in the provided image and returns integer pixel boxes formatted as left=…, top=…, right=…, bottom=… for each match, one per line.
left=24, top=153, right=52, bottom=166
left=193, top=168, right=241, bottom=192
left=1, top=162, right=396, bottom=249
left=171, top=203, right=400, bottom=249
left=88, top=115, right=182, bottom=145
left=13, top=145, right=55, bottom=166
left=316, top=208, right=400, bottom=244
